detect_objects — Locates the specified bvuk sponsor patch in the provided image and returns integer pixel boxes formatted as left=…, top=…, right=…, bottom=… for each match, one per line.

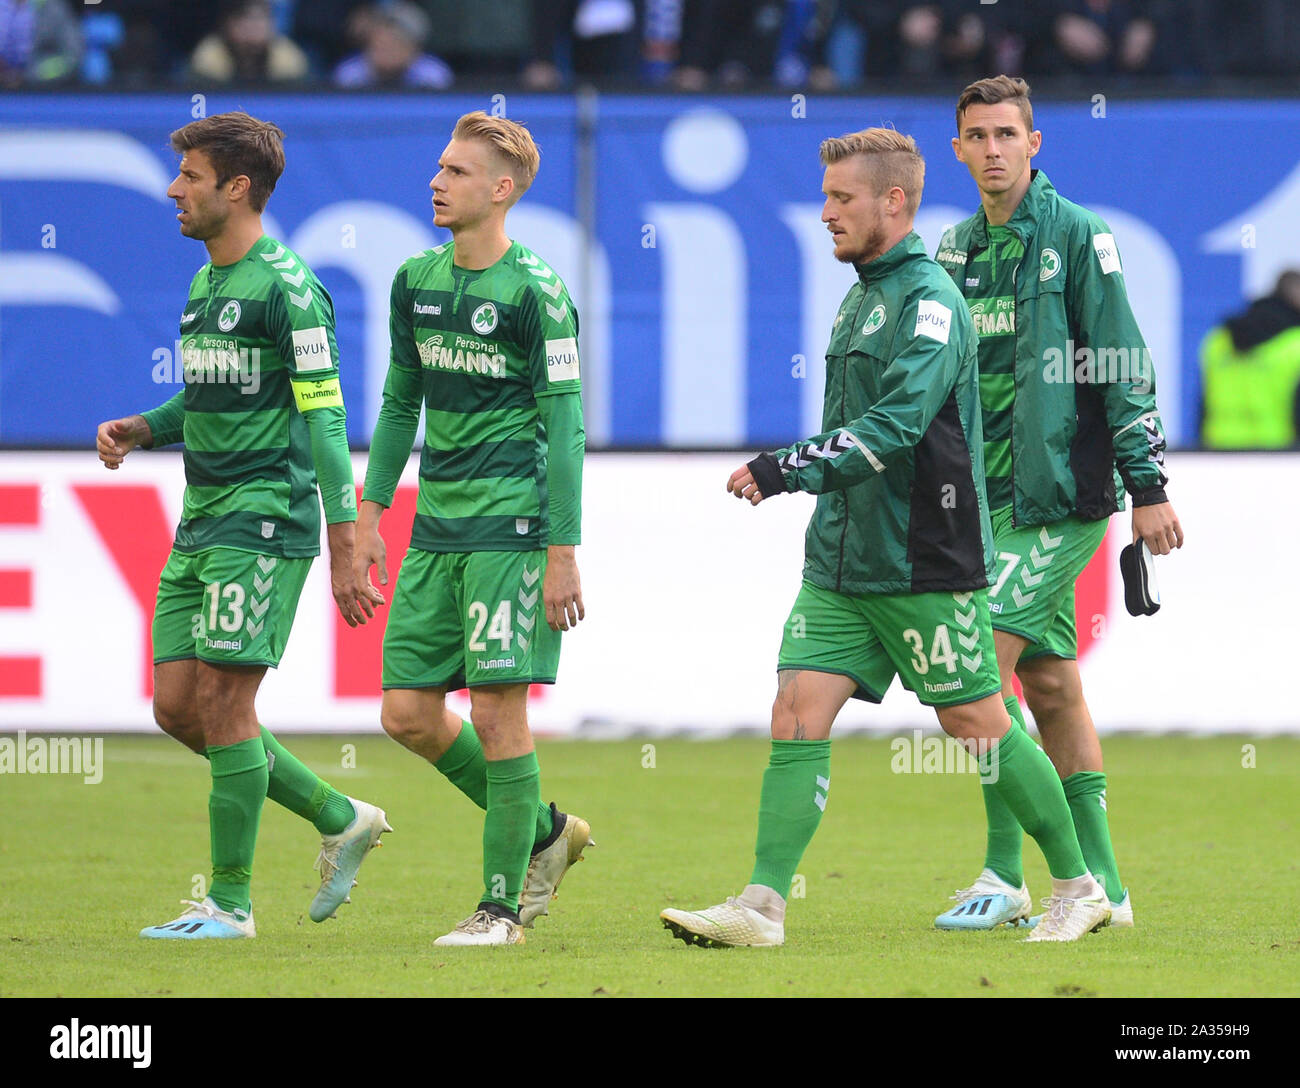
left=291, top=326, right=332, bottom=371
left=914, top=299, right=952, bottom=344
left=1092, top=233, right=1121, bottom=275
left=545, top=336, right=580, bottom=383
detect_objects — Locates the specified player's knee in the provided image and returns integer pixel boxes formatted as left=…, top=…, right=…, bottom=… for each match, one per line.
left=152, top=695, right=186, bottom=735
left=380, top=702, right=427, bottom=745
left=1019, top=665, right=1077, bottom=717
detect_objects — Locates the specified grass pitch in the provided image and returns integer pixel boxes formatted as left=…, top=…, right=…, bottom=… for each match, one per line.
left=2, top=733, right=1297, bottom=998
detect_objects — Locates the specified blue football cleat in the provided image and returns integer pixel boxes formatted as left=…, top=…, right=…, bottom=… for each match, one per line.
left=140, top=897, right=255, bottom=939
left=935, top=868, right=1033, bottom=930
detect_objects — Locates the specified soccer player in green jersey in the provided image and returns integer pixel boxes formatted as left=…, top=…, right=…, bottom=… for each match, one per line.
left=660, top=128, right=1111, bottom=946
left=932, top=76, right=1184, bottom=931
left=95, top=112, right=390, bottom=939
left=355, top=112, right=592, bottom=947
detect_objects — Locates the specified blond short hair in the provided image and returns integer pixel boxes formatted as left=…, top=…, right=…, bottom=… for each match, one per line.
left=819, top=127, right=925, bottom=218
left=452, top=111, right=540, bottom=205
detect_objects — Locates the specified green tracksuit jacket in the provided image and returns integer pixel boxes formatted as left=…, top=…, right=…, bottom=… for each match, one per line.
left=751, top=232, right=995, bottom=596
left=935, top=171, right=1169, bottom=525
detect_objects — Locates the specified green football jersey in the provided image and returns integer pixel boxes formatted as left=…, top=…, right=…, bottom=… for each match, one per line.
left=364, top=239, right=583, bottom=553
left=150, top=234, right=352, bottom=557
left=964, top=224, right=1023, bottom=511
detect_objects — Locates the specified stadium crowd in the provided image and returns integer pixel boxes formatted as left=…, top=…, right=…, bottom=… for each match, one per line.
left=4, top=0, right=1299, bottom=90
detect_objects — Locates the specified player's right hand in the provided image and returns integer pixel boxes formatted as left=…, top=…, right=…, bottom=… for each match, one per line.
left=727, top=465, right=765, bottom=505
left=96, top=417, right=143, bottom=470
left=353, top=520, right=389, bottom=604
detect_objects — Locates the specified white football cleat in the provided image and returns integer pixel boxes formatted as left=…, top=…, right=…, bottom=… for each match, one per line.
left=1023, top=891, right=1112, bottom=942
left=310, top=797, right=392, bottom=922
left=1108, top=890, right=1134, bottom=927
left=934, top=868, right=1033, bottom=930
left=433, top=909, right=525, bottom=947
left=661, top=896, right=785, bottom=948
left=1027, top=888, right=1133, bottom=930
left=519, top=805, right=594, bottom=927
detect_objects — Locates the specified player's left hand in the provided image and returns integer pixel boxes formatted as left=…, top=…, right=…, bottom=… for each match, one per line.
left=543, top=545, right=584, bottom=631
left=727, top=465, right=765, bottom=505
left=1132, top=500, right=1184, bottom=556
left=328, top=523, right=383, bottom=627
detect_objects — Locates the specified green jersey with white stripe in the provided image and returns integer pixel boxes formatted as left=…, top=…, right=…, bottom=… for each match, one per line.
left=964, top=224, right=1023, bottom=511
left=364, top=239, right=583, bottom=553
left=143, top=234, right=354, bottom=558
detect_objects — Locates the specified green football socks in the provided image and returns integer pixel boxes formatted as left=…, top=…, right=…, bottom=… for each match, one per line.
left=1064, top=770, right=1123, bottom=902
left=206, top=737, right=268, bottom=914
left=749, top=739, right=831, bottom=899
left=435, top=719, right=554, bottom=844
left=259, top=726, right=355, bottom=835
left=982, top=724, right=1086, bottom=880
left=980, top=697, right=1029, bottom=887
left=480, top=752, right=541, bottom=915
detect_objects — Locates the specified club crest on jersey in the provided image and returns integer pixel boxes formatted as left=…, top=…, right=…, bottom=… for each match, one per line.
left=861, top=304, right=886, bottom=336
left=471, top=302, right=498, bottom=335
left=217, top=300, right=241, bottom=331
left=1039, top=249, right=1062, bottom=282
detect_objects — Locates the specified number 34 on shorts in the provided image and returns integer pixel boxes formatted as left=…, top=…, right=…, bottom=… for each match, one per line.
left=777, top=581, right=1001, bottom=707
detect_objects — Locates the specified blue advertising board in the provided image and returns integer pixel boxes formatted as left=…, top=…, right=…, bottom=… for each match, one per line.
left=1, top=92, right=1296, bottom=448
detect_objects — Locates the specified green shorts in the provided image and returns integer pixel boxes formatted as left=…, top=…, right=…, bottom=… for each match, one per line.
left=382, top=548, right=560, bottom=690
left=152, top=547, right=313, bottom=668
left=987, top=506, right=1108, bottom=661
left=777, top=581, right=1001, bottom=707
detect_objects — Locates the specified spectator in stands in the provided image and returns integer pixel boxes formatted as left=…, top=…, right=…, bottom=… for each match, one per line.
left=523, top=0, right=639, bottom=89
left=1200, top=271, right=1300, bottom=449
left=416, top=0, right=532, bottom=79
left=0, top=0, right=81, bottom=86
left=189, top=0, right=310, bottom=84
left=332, top=1, right=453, bottom=88
left=293, top=0, right=371, bottom=71
left=1038, top=0, right=1160, bottom=78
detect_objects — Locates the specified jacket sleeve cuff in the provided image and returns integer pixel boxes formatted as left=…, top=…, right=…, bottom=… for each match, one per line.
left=747, top=452, right=787, bottom=497
left=1130, top=486, right=1168, bottom=508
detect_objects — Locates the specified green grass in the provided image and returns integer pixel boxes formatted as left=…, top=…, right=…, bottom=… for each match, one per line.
left=2, top=734, right=1297, bottom=997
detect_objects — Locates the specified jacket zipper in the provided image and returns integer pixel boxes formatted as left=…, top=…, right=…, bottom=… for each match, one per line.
left=835, top=283, right=866, bottom=592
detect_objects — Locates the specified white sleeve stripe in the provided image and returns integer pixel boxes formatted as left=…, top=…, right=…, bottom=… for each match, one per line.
left=1115, top=411, right=1161, bottom=437
left=841, top=429, right=885, bottom=472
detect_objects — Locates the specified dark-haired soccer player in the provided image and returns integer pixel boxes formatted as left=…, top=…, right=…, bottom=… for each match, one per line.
left=97, top=111, right=390, bottom=939
left=661, top=128, right=1110, bottom=946
left=355, top=111, right=592, bottom=947
left=933, top=76, right=1183, bottom=931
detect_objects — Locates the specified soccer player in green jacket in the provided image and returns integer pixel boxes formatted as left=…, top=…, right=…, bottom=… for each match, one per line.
left=933, top=76, right=1185, bottom=931
left=96, top=112, right=391, bottom=939
left=660, top=128, right=1111, bottom=946
left=355, top=112, right=592, bottom=947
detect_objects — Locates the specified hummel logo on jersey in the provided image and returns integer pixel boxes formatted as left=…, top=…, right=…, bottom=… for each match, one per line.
left=181, top=311, right=199, bottom=324
left=413, top=301, right=442, bottom=316
left=861, top=304, right=886, bottom=336
left=471, top=302, right=498, bottom=334
left=217, top=300, right=241, bottom=331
